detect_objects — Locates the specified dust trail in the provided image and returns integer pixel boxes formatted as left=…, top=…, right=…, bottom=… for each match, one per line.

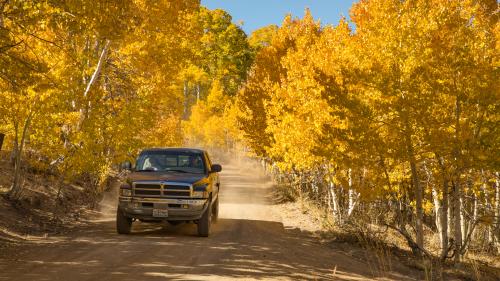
left=93, top=178, right=121, bottom=222
left=215, top=151, right=280, bottom=222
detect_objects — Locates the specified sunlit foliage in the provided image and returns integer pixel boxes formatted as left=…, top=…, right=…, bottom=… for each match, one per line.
left=235, top=2, right=499, bottom=260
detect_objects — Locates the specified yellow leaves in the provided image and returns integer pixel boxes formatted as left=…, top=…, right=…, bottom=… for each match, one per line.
left=206, top=80, right=226, bottom=112
left=183, top=80, right=239, bottom=149
left=179, top=65, right=209, bottom=85
left=237, top=11, right=358, bottom=172
left=423, top=200, right=434, bottom=216
left=248, top=25, right=279, bottom=50
left=1, top=0, right=207, bottom=184
left=142, top=114, right=183, bottom=148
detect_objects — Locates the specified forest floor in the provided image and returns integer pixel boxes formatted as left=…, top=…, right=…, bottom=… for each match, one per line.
left=274, top=196, right=500, bottom=281
left=271, top=172, right=500, bottom=280
left=0, top=151, right=100, bottom=244
left=0, top=152, right=498, bottom=280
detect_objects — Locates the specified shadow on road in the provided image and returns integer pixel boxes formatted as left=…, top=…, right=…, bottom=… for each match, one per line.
left=0, top=218, right=383, bottom=281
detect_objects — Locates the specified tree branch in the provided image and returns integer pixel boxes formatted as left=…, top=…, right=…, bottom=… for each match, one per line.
left=83, top=40, right=110, bottom=98
left=0, top=39, right=24, bottom=53
left=385, top=223, right=432, bottom=258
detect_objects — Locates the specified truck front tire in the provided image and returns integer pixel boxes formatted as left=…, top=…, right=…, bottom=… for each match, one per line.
left=212, top=197, right=219, bottom=223
left=197, top=201, right=212, bottom=237
left=116, top=207, right=132, bottom=234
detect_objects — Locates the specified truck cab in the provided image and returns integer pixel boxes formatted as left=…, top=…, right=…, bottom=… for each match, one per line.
left=117, top=148, right=222, bottom=237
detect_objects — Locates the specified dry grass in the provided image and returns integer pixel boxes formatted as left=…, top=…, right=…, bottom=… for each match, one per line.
left=272, top=182, right=500, bottom=281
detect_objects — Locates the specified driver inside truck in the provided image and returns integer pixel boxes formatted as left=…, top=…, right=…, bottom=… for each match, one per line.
left=143, top=155, right=163, bottom=171
left=189, top=155, right=203, bottom=169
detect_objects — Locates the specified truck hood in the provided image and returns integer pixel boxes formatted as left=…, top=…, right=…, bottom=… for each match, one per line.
left=127, top=172, right=207, bottom=185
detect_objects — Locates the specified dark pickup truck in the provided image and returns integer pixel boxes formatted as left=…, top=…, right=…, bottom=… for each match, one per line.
left=117, top=148, right=221, bottom=237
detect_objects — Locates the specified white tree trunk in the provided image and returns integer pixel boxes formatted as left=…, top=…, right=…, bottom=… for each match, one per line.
left=183, top=80, right=188, bottom=119
left=471, top=192, right=478, bottom=238
left=440, top=176, right=449, bottom=260
left=425, top=161, right=444, bottom=248
left=328, top=179, right=342, bottom=224
left=453, top=180, right=463, bottom=263
left=79, top=39, right=110, bottom=127
left=409, top=157, right=424, bottom=251
left=453, top=96, right=463, bottom=263
left=327, top=179, right=332, bottom=211
left=460, top=196, right=467, bottom=244
left=482, top=170, right=493, bottom=243
left=347, top=168, right=358, bottom=217
left=448, top=199, right=453, bottom=240
left=432, top=185, right=443, bottom=245
left=83, top=40, right=110, bottom=99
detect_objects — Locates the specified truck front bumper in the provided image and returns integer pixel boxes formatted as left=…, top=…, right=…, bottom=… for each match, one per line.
left=118, top=196, right=209, bottom=221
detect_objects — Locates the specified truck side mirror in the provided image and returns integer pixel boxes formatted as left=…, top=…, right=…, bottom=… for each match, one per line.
left=121, top=161, right=132, bottom=171
left=210, top=164, right=222, bottom=173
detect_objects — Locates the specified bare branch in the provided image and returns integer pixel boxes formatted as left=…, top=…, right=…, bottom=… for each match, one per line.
left=0, top=39, right=24, bottom=53
left=83, top=40, right=110, bottom=98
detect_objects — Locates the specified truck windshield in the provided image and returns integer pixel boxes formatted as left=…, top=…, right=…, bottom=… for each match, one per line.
left=135, top=151, right=205, bottom=174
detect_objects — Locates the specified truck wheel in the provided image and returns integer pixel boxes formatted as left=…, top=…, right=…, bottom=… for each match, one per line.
left=116, top=208, right=132, bottom=234
left=212, top=197, right=219, bottom=223
left=197, top=201, right=212, bottom=237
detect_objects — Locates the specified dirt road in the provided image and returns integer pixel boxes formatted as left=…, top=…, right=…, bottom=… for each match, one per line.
left=0, top=158, right=418, bottom=280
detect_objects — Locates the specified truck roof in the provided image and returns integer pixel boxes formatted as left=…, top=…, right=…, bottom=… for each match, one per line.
left=139, top=147, right=206, bottom=154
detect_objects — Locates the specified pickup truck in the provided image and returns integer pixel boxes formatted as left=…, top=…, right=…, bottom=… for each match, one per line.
left=117, top=148, right=221, bottom=237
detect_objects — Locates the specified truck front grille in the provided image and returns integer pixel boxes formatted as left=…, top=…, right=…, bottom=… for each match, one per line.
left=136, top=184, right=161, bottom=189
left=164, top=190, right=190, bottom=197
left=164, top=185, right=190, bottom=190
left=133, top=182, right=191, bottom=198
left=135, top=189, right=161, bottom=196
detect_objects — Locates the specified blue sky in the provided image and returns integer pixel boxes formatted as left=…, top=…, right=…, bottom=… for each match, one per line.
left=201, top=0, right=358, bottom=35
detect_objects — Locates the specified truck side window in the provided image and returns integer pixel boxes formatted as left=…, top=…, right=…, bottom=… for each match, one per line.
left=205, top=152, right=212, bottom=169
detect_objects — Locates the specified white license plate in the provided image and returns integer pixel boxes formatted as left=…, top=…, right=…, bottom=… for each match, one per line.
left=152, top=209, right=169, bottom=217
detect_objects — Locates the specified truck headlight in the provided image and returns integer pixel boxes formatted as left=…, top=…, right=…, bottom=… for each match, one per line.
left=192, top=191, right=208, bottom=198
left=121, top=189, right=132, bottom=197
